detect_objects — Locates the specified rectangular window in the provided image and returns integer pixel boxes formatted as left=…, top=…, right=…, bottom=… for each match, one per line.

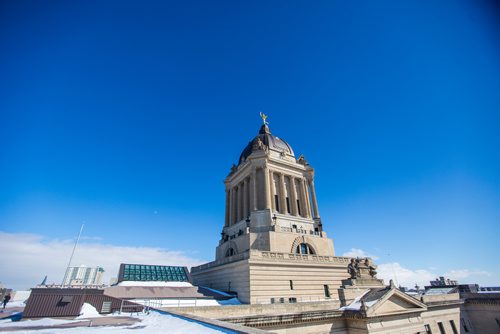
left=297, top=200, right=301, bottom=215
left=289, top=297, right=297, bottom=303
left=101, top=301, right=112, bottom=313
left=290, top=280, right=294, bottom=290
left=424, top=324, right=432, bottom=334
left=286, top=197, right=291, bottom=213
left=437, top=322, right=445, bottom=334
left=324, top=284, right=330, bottom=298
left=461, top=318, right=469, bottom=332
left=449, top=320, right=458, bottom=334
left=274, top=195, right=280, bottom=212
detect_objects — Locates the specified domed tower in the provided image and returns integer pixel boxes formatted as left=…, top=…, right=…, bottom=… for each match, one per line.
left=191, top=115, right=349, bottom=304
left=216, top=117, right=334, bottom=260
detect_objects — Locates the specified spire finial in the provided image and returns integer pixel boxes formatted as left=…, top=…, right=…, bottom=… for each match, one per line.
left=259, top=112, right=269, bottom=125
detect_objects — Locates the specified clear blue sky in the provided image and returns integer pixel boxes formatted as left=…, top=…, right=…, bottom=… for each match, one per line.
left=1, top=1, right=499, bottom=287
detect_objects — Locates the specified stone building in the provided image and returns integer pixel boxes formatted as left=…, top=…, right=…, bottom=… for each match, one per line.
left=191, top=118, right=350, bottom=304
left=186, top=116, right=464, bottom=333
left=62, top=265, right=105, bottom=287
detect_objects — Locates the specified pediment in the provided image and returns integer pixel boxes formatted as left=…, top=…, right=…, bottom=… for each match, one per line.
left=367, top=289, right=427, bottom=317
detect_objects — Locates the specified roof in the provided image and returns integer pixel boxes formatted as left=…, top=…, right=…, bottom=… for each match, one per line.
left=118, top=264, right=191, bottom=283
left=23, top=288, right=143, bottom=318
left=341, top=286, right=427, bottom=317
left=424, top=287, right=458, bottom=295
left=238, top=124, right=295, bottom=165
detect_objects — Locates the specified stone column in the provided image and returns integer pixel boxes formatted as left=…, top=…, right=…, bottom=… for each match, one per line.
left=243, top=178, right=249, bottom=219
left=230, top=187, right=235, bottom=225
left=263, top=165, right=272, bottom=210
left=251, top=168, right=257, bottom=210
left=309, top=178, right=320, bottom=219
left=279, top=173, right=287, bottom=214
left=225, top=188, right=230, bottom=226
left=302, top=178, right=312, bottom=218
left=269, top=170, right=275, bottom=212
left=237, top=183, right=243, bottom=222
left=289, top=177, right=298, bottom=216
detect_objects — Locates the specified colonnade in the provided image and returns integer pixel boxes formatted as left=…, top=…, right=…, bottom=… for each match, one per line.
left=225, top=167, right=320, bottom=226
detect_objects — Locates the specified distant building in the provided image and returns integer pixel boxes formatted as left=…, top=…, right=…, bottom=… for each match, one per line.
left=117, top=263, right=190, bottom=283
left=429, top=276, right=458, bottom=286
left=62, top=265, right=104, bottom=286
left=479, top=286, right=500, bottom=292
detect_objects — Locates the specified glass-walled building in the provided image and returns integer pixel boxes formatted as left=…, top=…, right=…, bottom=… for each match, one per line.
left=117, top=263, right=190, bottom=283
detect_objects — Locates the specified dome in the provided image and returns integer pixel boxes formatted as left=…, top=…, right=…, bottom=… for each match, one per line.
left=238, top=124, right=295, bottom=165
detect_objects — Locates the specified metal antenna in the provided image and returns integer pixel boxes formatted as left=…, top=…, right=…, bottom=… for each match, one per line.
left=61, top=223, right=84, bottom=286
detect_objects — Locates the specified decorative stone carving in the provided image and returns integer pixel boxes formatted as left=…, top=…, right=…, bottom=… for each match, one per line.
left=297, top=154, right=309, bottom=166
left=348, top=259, right=358, bottom=279
left=365, top=258, right=378, bottom=278
left=341, top=257, right=384, bottom=290
left=230, top=164, right=238, bottom=174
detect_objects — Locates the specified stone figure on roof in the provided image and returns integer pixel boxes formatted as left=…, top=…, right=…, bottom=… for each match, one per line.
left=365, top=258, right=378, bottom=278
left=348, top=258, right=359, bottom=279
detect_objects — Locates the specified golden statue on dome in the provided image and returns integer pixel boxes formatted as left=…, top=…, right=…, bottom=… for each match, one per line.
left=259, top=112, right=269, bottom=125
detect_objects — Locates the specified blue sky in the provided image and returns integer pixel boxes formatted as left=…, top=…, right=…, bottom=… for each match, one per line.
left=1, top=0, right=499, bottom=289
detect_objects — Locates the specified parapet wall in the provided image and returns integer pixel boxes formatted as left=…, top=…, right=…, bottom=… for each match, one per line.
left=162, top=300, right=342, bottom=319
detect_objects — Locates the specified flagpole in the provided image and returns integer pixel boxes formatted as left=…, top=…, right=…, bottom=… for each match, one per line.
left=61, top=224, right=84, bottom=286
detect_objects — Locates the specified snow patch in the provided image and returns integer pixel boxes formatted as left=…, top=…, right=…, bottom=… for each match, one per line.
left=0, top=311, right=232, bottom=333
left=201, top=286, right=233, bottom=297
left=77, top=303, right=102, bottom=318
left=339, top=290, right=372, bottom=311
left=0, top=317, right=79, bottom=328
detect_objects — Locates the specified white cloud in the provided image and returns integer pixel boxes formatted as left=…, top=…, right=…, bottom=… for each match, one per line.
left=377, top=263, right=493, bottom=288
left=377, top=262, right=436, bottom=288
left=0, top=232, right=203, bottom=290
left=444, top=269, right=491, bottom=281
left=342, top=248, right=379, bottom=260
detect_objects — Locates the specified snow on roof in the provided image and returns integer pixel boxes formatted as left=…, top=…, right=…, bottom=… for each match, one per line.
left=76, top=303, right=102, bottom=319
left=339, top=290, right=371, bottom=311
left=0, top=310, right=234, bottom=333
left=201, top=286, right=233, bottom=297
left=424, top=287, right=456, bottom=295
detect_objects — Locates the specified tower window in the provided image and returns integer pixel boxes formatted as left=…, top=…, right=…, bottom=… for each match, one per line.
left=461, top=318, right=469, bottom=332
left=437, top=322, right=445, bottom=334
left=225, top=248, right=235, bottom=257
left=274, top=195, right=280, bottom=212
left=323, top=285, right=330, bottom=298
left=296, top=243, right=314, bottom=255
left=290, top=280, right=294, bottom=290
left=297, top=200, right=301, bottom=215
left=286, top=197, right=291, bottom=213
left=450, top=320, right=458, bottom=334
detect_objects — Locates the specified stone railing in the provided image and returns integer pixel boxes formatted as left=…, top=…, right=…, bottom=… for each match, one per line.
left=191, top=251, right=250, bottom=273
left=191, top=250, right=351, bottom=273
left=251, top=250, right=351, bottom=265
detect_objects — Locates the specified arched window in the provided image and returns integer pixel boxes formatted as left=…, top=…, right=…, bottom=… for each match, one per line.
left=225, top=248, right=236, bottom=257
left=295, top=243, right=314, bottom=255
